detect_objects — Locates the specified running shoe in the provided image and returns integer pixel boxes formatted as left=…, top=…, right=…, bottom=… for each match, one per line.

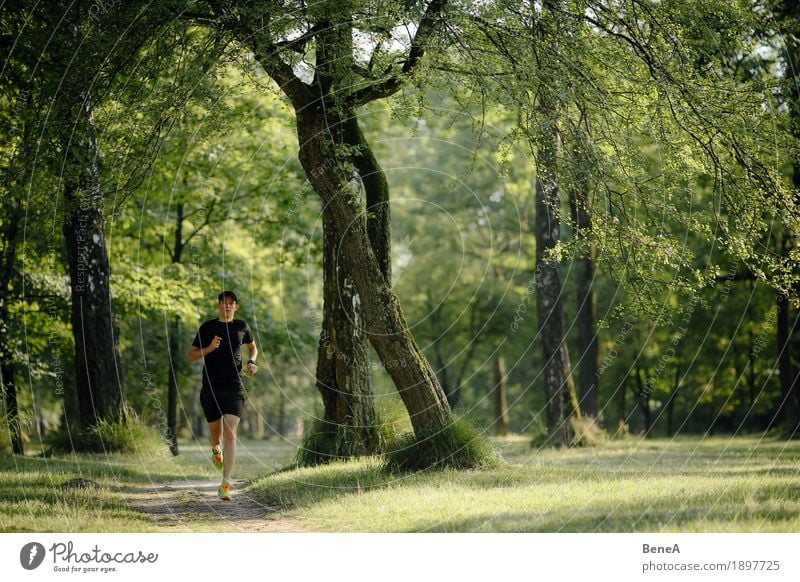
left=218, top=481, right=232, bottom=501
left=212, top=446, right=223, bottom=470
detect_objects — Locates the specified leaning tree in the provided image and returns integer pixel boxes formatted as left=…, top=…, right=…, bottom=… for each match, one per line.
left=195, top=0, right=474, bottom=460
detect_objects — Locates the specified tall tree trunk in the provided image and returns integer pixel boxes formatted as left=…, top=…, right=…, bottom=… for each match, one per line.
left=165, top=202, right=184, bottom=456
left=707, top=379, right=716, bottom=436
left=493, top=355, right=510, bottom=436
left=666, top=364, right=680, bottom=437
left=534, top=113, right=581, bottom=446
left=777, top=0, right=800, bottom=436
left=308, top=110, right=384, bottom=459
left=166, top=315, right=180, bottom=455
left=748, top=328, right=757, bottom=412
left=777, top=290, right=799, bottom=432
left=0, top=201, right=23, bottom=454
left=313, top=209, right=376, bottom=455
left=62, top=92, right=125, bottom=428
left=635, top=364, right=651, bottom=435
left=619, top=373, right=628, bottom=426
left=308, top=111, right=389, bottom=458
left=1, top=361, right=23, bottom=454
left=296, top=110, right=451, bottom=436
left=568, top=153, right=599, bottom=418
left=342, top=113, right=391, bottom=282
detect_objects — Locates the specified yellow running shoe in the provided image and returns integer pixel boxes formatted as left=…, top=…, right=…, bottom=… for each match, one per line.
left=218, top=481, right=232, bottom=501
left=211, top=446, right=223, bottom=470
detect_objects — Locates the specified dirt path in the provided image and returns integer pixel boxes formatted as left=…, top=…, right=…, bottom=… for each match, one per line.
left=124, top=478, right=311, bottom=532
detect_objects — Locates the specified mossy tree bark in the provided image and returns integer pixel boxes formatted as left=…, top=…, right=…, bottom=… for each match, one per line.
left=533, top=109, right=581, bottom=446
left=297, top=109, right=451, bottom=434
left=568, top=169, right=599, bottom=419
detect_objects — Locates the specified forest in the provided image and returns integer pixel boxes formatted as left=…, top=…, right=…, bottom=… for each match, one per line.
left=0, top=0, right=799, bottom=534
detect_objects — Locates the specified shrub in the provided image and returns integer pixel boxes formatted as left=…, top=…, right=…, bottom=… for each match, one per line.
left=568, top=415, right=608, bottom=447
left=46, top=411, right=170, bottom=456
left=530, top=414, right=607, bottom=448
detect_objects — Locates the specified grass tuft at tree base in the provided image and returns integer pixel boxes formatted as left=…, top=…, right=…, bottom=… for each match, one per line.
left=46, top=411, right=170, bottom=457
left=385, top=417, right=502, bottom=472
left=568, top=416, right=608, bottom=447
left=295, top=419, right=382, bottom=466
left=295, top=402, right=410, bottom=467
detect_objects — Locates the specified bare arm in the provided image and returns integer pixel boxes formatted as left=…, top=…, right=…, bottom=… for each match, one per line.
left=245, top=341, right=258, bottom=374
left=188, top=335, right=221, bottom=363
left=246, top=341, right=258, bottom=361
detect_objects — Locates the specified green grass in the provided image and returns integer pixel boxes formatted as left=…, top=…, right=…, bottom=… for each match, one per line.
left=0, top=437, right=297, bottom=532
left=46, top=413, right=171, bottom=455
left=385, top=417, right=502, bottom=471
left=2, top=434, right=799, bottom=532
left=247, top=435, right=800, bottom=532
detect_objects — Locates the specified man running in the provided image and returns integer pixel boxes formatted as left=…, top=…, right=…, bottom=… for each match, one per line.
left=188, top=290, right=258, bottom=500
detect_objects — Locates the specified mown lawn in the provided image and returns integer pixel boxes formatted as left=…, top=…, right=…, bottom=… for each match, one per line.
left=2, top=434, right=798, bottom=532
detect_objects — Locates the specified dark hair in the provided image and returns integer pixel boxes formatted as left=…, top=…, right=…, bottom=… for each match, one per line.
left=218, top=290, right=238, bottom=303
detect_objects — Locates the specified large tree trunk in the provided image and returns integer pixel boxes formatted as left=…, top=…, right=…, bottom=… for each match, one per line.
left=0, top=199, right=23, bottom=454
left=777, top=290, right=799, bottom=432
left=619, top=373, right=628, bottom=424
left=748, top=328, right=757, bottom=413
left=777, top=0, right=800, bottom=436
left=534, top=114, right=581, bottom=446
left=167, top=315, right=180, bottom=455
left=493, top=355, right=510, bottom=436
left=1, top=360, right=23, bottom=455
left=666, top=364, right=680, bottom=437
left=635, top=363, right=651, bottom=435
left=308, top=110, right=388, bottom=459
left=165, top=202, right=184, bottom=456
left=307, top=111, right=388, bottom=458
left=296, top=110, right=451, bottom=435
left=313, top=209, right=377, bottom=455
left=342, top=113, right=391, bottom=282
left=568, top=183, right=599, bottom=418
left=62, top=93, right=125, bottom=428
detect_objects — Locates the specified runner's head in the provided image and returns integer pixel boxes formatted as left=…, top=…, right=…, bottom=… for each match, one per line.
left=217, top=290, right=239, bottom=319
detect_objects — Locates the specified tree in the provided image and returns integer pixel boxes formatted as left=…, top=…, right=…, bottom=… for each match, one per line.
left=202, top=1, right=461, bottom=450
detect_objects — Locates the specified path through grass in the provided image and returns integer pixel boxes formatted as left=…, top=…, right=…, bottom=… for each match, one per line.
left=2, top=435, right=798, bottom=532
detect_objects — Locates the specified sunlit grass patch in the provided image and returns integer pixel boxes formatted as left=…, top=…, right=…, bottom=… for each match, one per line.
left=246, top=435, right=800, bottom=532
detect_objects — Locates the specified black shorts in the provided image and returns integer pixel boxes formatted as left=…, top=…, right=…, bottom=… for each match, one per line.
left=200, top=385, right=245, bottom=422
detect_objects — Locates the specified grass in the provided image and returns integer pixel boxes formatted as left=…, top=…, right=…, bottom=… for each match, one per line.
left=1, top=434, right=799, bottom=532
left=46, top=413, right=171, bottom=456
left=385, top=417, right=502, bottom=471
left=0, top=437, right=297, bottom=532
left=247, top=435, right=800, bottom=532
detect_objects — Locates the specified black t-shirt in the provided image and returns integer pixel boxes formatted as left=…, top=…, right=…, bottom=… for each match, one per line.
left=192, top=319, right=254, bottom=391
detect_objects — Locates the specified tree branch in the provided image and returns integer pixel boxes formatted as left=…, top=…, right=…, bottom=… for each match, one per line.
left=348, top=0, right=448, bottom=106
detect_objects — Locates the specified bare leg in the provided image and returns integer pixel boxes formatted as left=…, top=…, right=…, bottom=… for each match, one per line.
left=221, top=413, right=240, bottom=482
left=208, top=419, right=222, bottom=452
